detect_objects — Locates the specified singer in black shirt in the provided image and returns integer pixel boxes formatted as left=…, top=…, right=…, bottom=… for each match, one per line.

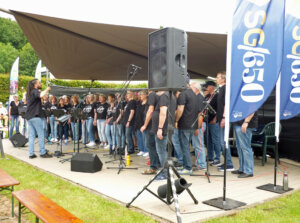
left=25, top=79, right=52, bottom=158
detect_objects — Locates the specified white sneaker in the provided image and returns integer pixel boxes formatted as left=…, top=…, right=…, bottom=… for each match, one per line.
left=104, top=145, right=110, bottom=149
left=87, top=142, right=96, bottom=147
left=143, top=152, right=149, bottom=157
left=54, top=138, right=58, bottom=142
left=137, top=151, right=145, bottom=156
left=50, top=138, right=55, bottom=142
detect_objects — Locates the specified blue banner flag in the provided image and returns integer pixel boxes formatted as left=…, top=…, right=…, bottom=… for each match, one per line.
left=229, top=0, right=285, bottom=122
left=280, top=0, right=300, bottom=120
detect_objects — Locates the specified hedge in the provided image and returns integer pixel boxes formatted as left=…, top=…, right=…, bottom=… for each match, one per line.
left=0, top=74, right=147, bottom=103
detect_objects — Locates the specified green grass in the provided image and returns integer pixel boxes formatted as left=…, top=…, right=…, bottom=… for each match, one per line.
left=205, top=190, right=300, bottom=223
left=0, top=155, right=157, bottom=223
left=1, top=156, right=300, bottom=223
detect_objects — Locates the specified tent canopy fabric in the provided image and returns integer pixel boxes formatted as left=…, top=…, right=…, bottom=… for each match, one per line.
left=11, top=10, right=227, bottom=81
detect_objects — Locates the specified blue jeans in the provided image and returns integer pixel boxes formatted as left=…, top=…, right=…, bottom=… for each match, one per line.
left=172, top=129, right=183, bottom=165
left=192, top=122, right=207, bottom=169
left=42, top=118, right=48, bottom=139
left=9, top=115, right=19, bottom=138
left=82, top=121, right=87, bottom=144
left=116, top=124, right=125, bottom=148
left=208, top=123, right=221, bottom=162
left=137, top=129, right=147, bottom=152
left=71, top=122, right=79, bottom=141
left=219, top=123, right=234, bottom=167
left=126, top=126, right=134, bottom=152
left=145, top=130, right=160, bottom=170
left=96, top=119, right=107, bottom=143
left=155, top=135, right=168, bottom=176
left=58, top=123, right=68, bottom=140
left=234, top=125, right=254, bottom=174
left=49, top=115, right=57, bottom=140
left=106, top=123, right=115, bottom=147
left=86, top=117, right=95, bottom=143
left=27, top=117, right=47, bottom=156
left=179, top=129, right=195, bottom=171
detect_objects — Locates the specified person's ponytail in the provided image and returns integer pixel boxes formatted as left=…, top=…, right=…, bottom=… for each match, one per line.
left=26, top=79, right=38, bottom=99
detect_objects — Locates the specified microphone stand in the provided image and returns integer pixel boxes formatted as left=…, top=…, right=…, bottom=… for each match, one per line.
left=106, top=64, right=140, bottom=174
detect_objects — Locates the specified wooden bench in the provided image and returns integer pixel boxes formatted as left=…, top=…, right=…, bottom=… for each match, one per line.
left=12, top=189, right=84, bottom=223
left=0, top=168, right=20, bottom=217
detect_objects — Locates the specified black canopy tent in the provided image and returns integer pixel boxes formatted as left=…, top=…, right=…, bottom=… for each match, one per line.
left=8, top=10, right=227, bottom=81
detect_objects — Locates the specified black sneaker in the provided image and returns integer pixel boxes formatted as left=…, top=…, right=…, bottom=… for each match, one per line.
left=29, top=154, right=37, bottom=159
left=40, top=152, right=53, bottom=158
left=232, top=170, right=243, bottom=175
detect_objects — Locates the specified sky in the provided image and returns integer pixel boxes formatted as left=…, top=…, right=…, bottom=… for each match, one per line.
left=0, top=0, right=234, bottom=34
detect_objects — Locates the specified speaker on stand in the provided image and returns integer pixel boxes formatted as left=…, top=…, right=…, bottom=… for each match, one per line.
left=148, top=27, right=187, bottom=90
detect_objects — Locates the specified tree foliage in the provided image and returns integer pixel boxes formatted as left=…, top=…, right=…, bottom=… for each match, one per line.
left=19, top=43, right=39, bottom=76
left=0, top=42, right=19, bottom=73
left=0, top=18, right=27, bottom=50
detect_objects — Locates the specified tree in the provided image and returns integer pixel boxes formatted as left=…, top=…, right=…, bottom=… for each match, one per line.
left=0, top=42, right=19, bottom=73
left=19, top=43, right=39, bottom=76
left=0, top=18, right=27, bottom=50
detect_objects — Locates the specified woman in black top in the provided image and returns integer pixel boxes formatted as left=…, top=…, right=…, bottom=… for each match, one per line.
left=41, top=94, right=49, bottom=140
left=57, top=97, right=69, bottom=145
left=82, top=94, right=96, bottom=147
left=94, top=94, right=108, bottom=147
left=49, top=96, right=58, bottom=142
left=105, top=94, right=115, bottom=153
left=9, top=95, right=20, bottom=138
left=70, top=95, right=80, bottom=142
left=135, top=90, right=148, bottom=156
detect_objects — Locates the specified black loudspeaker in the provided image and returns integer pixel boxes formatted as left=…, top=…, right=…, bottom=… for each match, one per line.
left=71, top=153, right=103, bottom=173
left=10, top=133, right=28, bottom=147
left=148, top=27, right=187, bottom=90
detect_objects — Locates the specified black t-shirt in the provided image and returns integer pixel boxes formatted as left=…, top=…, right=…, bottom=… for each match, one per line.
left=58, top=104, right=68, bottom=115
left=106, top=104, right=113, bottom=124
left=134, top=101, right=146, bottom=130
left=10, top=101, right=19, bottom=115
left=112, top=102, right=121, bottom=123
left=70, top=104, right=79, bottom=122
left=217, top=85, right=226, bottom=123
left=119, top=101, right=127, bottom=124
left=151, top=92, right=176, bottom=136
left=49, top=103, right=58, bottom=115
left=41, top=102, right=49, bottom=118
left=18, top=102, right=27, bottom=116
left=121, top=99, right=136, bottom=126
left=177, top=88, right=199, bottom=130
left=25, top=89, right=42, bottom=120
left=204, top=93, right=218, bottom=123
left=145, top=92, right=158, bottom=131
left=96, top=102, right=109, bottom=120
left=82, top=103, right=95, bottom=118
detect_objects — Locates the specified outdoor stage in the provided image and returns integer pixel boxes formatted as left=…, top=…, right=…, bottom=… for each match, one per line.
left=2, top=139, right=300, bottom=223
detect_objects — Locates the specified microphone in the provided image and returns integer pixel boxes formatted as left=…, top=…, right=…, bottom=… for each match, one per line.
left=131, top=64, right=142, bottom=70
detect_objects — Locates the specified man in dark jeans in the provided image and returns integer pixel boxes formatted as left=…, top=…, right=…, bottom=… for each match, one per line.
left=122, top=91, right=136, bottom=154
left=150, top=91, right=175, bottom=180
left=204, top=81, right=222, bottom=167
left=141, top=90, right=160, bottom=175
left=232, top=113, right=258, bottom=178
left=175, top=85, right=200, bottom=175
left=217, top=71, right=235, bottom=172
